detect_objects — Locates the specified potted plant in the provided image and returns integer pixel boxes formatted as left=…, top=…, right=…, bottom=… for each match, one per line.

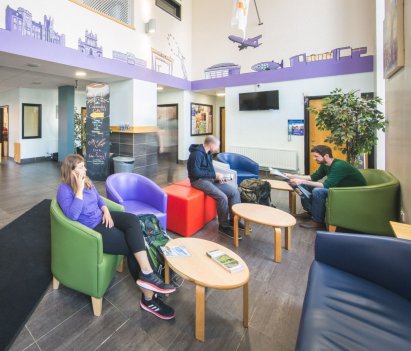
left=74, top=108, right=85, bottom=155
left=310, top=89, right=386, bottom=166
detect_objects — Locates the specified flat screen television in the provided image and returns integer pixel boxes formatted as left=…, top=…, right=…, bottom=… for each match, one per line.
left=239, top=90, right=279, bottom=111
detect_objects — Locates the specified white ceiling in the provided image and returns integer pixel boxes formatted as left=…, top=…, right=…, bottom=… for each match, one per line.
left=0, top=52, right=127, bottom=93
left=0, top=52, right=224, bottom=96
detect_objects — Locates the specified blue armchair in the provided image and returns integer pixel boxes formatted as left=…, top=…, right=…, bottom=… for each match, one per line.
left=106, top=173, right=167, bottom=229
left=296, top=232, right=411, bottom=351
left=216, top=152, right=259, bottom=185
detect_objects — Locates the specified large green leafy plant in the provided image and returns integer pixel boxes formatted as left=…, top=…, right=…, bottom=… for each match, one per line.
left=311, top=89, right=386, bottom=166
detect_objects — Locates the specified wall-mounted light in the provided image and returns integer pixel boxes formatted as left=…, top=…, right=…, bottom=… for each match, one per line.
left=76, top=71, right=87, bottom=77
left=145, top=19, right=156, bottom=34
left=217, top=93, right=225, bottom=97
left=157, top=86, right=164, bottom=91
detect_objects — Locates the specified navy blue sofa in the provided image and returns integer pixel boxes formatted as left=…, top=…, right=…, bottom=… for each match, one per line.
left=216, top=152, right=259, bottom=185
left=296, top=232, right=411, bottom=351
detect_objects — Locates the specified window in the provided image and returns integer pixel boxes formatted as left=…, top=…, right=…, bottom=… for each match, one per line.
left=156, top=0, right=181, bottom=20
left=70, top=0, right=134, bottom=27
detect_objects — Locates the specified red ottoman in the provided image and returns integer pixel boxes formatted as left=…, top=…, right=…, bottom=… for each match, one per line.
left=174, top=178, right=217, bottom=224
left=163, top=184, right=205, bottom=237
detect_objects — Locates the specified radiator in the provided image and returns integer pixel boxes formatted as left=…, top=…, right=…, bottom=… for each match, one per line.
left=229, top=146, right=299, bottom=171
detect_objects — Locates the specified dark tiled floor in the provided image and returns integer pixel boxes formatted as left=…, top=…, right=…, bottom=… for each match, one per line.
left=0, top=157, right=315, bottom=351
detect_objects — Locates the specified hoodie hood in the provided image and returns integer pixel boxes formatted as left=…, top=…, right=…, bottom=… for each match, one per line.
left=189, top=144, right=205, bottom=153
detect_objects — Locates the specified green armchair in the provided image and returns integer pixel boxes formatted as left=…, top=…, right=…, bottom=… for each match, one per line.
left=326, top=169, right=400, bottom=236
left=50, top=197, right=124, bottom=316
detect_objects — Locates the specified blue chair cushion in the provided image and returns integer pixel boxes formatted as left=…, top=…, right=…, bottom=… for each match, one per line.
left=296, top=261, right=411, bottom=351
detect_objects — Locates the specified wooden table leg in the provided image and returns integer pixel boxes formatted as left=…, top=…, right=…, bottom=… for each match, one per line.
left=243, top=282, right=249, bottom=328
left=289, top=191, right=296, bottom=215
left=244, top=219, right=251, bottom=236
left=274, top=227, right=282, bottom=263
left=164, top=261, right=170, bottom=284
left=233, top=214, right=239, bottom=247
left=195, top=285, right=206, bottom=342
left=285, top=226, right=291, bottom=250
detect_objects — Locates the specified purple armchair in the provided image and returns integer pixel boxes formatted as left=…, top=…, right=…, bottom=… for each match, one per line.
left=106, top=173, right=167, bottom=229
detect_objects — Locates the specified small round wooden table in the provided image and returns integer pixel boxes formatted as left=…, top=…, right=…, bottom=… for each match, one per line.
left=232, top=203, right=296, bottom=263
left=262, top=179, right=296, bottom=214
left=164, top=238, right=250, bottom=342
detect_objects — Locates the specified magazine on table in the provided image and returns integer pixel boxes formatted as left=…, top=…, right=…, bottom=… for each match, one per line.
left=160, top=245, right=190, bottom=257
left=269, top=168, right=312, bottom=200
left=206, top=249, right=244, bottom=273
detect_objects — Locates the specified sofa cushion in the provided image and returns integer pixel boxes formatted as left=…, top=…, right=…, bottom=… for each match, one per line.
left=296, top=261, right=411, bottom=351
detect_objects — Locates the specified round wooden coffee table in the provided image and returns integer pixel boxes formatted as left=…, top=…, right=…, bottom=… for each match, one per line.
left=164, top=238, right=250, bottom=342
left=262, top=179, right=296, bottom=214
left=232, top=203, right=296, bottom=263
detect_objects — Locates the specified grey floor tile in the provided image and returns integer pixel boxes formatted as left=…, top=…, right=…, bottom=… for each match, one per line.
left=25, top=287, right=90, bottom=340
left=97, top=319, right=166, bottom=351
left=8, top=326, right=36, bottom=351
left=36, top=300, right=128, bottom=351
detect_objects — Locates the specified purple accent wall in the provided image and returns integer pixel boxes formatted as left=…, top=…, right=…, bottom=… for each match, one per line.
left=192, top=55, right=374, bottom=90
left=0, top=29, right=373, bottom=92
left=0, top=29, right=190, bottom=90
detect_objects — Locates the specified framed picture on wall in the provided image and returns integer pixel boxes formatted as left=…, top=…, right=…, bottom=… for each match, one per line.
left=22, top=103, right=42, bottom=139
left=151, top=48, right=173, bottom=75
left=190, top=103, right=213, bottom=136
left=383, top=0, right=404, bottom=78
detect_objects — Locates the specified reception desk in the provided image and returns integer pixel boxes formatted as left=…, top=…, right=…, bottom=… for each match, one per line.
left=109, top=126, right=159, bottom=177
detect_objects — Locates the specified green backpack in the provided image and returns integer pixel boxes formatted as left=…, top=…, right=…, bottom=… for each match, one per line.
left=137, top=214, right=171, bottom=277
left=239, top=178, right=272, bottom=206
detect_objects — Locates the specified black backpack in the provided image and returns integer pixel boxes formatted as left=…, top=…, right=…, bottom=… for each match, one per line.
left=137, top=214, right=171, bottom=278
left=239, top=179, right=272, bottom=206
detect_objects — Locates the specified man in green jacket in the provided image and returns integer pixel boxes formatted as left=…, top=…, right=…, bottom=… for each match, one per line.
left=285, top=145, right=366, bottom=229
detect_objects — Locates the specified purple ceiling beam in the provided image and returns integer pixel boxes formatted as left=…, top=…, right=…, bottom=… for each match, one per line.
left=0, top=29, right=190, bottom=90
left=0, top=29, right=373, bottom=92
left=191, top=56, right=374, bottom=90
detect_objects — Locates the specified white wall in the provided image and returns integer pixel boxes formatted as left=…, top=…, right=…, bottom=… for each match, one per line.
left=0, top=89, right=19, bottom=157
left=158, top=90, right=218, bottom=160
left=110, top=80, right=134, bottom=125
left=19, top=88, right=59, bottom=159
left=75, top=90, right=86, bottom=116
left=110, top=79, right=157, bottom=126
left=225, top=73, right=374, bottom=172
left=186, top=92, right=217, bottom=159
left=0, top=0, right=192, bottom=80
left=192, top=0, right=376, bottom=80
left=132, top=79, right=157, bottom=126
left=384, top=0, right=411, bottom=221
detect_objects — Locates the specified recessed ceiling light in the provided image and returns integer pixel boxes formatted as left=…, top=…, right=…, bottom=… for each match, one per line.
left=26, top=63, right=40, bottom=68
left=75, top=71, right=87, bottom=77
left=157, top=86, right=164, bottom=91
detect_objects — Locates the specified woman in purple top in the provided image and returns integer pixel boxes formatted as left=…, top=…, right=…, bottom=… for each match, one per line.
left=57, top=154, right=175, bottom=320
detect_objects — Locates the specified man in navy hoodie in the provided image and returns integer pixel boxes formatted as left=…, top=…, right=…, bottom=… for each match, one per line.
left=187, top=135, right=243, bottom=239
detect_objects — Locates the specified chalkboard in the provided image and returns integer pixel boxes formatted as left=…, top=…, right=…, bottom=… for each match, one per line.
left=85, top=83, right=110, bottom=181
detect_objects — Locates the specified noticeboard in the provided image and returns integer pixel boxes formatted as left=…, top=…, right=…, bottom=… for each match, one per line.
left=85, top=83, right=110, bottom=181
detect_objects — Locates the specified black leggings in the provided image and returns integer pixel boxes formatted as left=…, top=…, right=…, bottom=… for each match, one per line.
left=93, top=211, right=146, bottom=281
